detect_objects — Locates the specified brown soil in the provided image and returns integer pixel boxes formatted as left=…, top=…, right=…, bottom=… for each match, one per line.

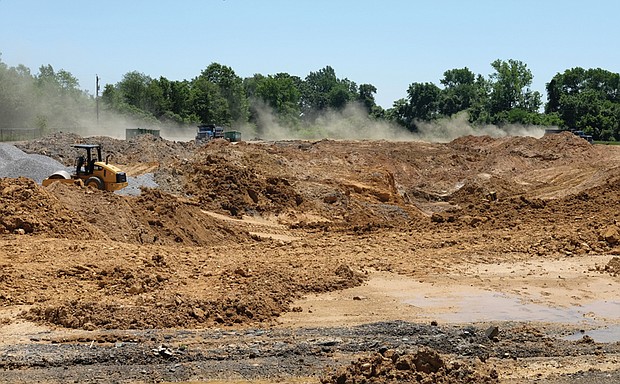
left=2, top=131, right=620, bottom=383
left=321, top=347, right=499, bottom=384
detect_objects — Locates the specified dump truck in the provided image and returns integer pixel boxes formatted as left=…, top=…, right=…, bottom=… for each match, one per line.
left=196, top=124, right=225, bottom=142
left=196, top=124, right=242, bottom=143
left=42, top=144, right=128, bottom=191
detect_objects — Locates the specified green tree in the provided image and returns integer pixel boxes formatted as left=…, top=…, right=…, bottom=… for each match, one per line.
left=144, top=78, right=165, bottom=118
left=190, top=75, right=230, bottom=125
left=0, top=55, right=36, bottom=128
left=488, top=59, right=541, bottom=119
left=303, top=66, right=338, bottom=112
left=386, top=98, right=410, bottom=128
left=101, top=83, right=119, bottom=107
left=198, top=63, right=249, bottom=126
left=439, top=67, right=479, bottom=116
left=301, top=66, right=358, bottom=116
left=254, top=73, right=301, bottom=124
left=33, top=64, right=86, bottom=128
left=357, top=83, right=377, bottom=112
left=403, top=82, right=441, bottom=130
left=256, top=74, right=300, bottom=115
left=101, top=72, right=158, bottom=123
left=466, top=74, right=492, bottom=124
left=163, top=78, right=194, bottom=123
left=328, top=83, right=352, bottom=110
left=118, top=71, right=152, bottom=111
left=546, top=67, right=620, bottom=139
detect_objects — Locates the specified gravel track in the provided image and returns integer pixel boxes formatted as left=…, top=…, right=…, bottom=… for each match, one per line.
left=1, top=321, right=619, bottom=383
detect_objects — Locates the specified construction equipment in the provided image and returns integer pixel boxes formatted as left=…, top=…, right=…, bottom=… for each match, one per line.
left=196, top=124, right=242, bottom=143
left=572, top=130, right=593, bottom=143
left=223, top=130, right=242, bottom=142
left=544, top=128, right=593, bottom=143
left=42, top=144, right=128, bottom=191
left=196, top=124, right=225, bottom=142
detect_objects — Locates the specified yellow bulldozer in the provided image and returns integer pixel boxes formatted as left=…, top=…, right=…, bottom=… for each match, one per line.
left=42, top=144, right=128, bottom=191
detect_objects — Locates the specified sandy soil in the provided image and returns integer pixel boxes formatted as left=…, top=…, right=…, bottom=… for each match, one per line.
left=1, top=132, right=620, bottom=383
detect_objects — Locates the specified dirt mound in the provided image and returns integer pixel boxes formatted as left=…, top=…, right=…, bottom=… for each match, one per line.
left=21, top=255, right=365, bottom=329
left=596, top=256, right=620, bottom=277
left=447, top=132, right=592, bottom=160
left=131, top=188, right=253, bottom=245
left=444, top=132, right=608, bottom=201
left=427, top=186, right=620, bottom=258
left=46, top=181, right=252, bottom=246
left=0, top=177, right=105, bottom=239
left=321, top=347, right=498, bottom=383
left=177, top=140, right=424, bottom=228
left=16, top=131, right=192, bottom=168
left=0, top=176, right=252, bottom=246
left=183, top=150, right=303, bottom=217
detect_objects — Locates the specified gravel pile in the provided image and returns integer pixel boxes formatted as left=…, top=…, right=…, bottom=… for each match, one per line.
left=0, top=143, right=70, bottom=183
left=118, top=173, right=158, bottom=196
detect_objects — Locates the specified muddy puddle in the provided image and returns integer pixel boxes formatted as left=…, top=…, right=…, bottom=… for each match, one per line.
left=406, top=292, right=619, bottom=323
left=562, top=325, right=620, bottom=343
left=406, top=291, right=620, bottom=342
left=279, top=269, right=620, bottom=343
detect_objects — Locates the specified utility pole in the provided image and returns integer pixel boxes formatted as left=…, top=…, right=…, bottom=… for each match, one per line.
left=96, top=75, right=100, bottom=124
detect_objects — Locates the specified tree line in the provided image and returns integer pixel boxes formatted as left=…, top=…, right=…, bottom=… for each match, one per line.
left=1, top=52, right=619, bottom=141
left=0, top=54, right=89, bottom=130
left=100, top=63, right=382, bottom=137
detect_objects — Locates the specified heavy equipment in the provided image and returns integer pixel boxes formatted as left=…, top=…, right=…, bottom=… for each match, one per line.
left=196, top=124, right=242, bottom=143
left=42, top=144, right=128, bottom=191
left=196, top=124, right=225, bottom=142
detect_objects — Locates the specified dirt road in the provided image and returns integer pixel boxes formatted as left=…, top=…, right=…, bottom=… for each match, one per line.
left=1, top=132, right=619, bottom=383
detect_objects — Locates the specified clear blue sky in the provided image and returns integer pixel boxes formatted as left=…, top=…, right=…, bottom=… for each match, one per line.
left=1, top=0, right=618, bottom=108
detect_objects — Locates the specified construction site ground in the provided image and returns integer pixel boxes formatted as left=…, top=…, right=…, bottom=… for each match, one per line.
left=1, top=131, right=620, bottom=383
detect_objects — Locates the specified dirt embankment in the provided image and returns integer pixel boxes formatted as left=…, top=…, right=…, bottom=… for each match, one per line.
left=0, top=177, right=251, bottom=246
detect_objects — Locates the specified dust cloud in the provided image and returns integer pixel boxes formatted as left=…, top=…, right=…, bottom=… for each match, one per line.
left=78, top=112, right=197, bottom=142
left=0, top=60, right=198, bottom=142
left=412, top=112, right=546, bottom=142
left=27, top=104, right=548, bottom=144
left=4, top=67, right=545, bottom=143
left=249, top=102, right=414, bottom=142
left=248, top=104, right=546, bottom=143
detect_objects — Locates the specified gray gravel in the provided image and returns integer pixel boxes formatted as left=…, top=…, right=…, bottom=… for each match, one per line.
left=0, top=143, right=70, bottom=184
left=117, top=173, right=159, bottom=196
left=1, top=321, right=619, bottom=383
left=0, top=143, right=157, bottom=193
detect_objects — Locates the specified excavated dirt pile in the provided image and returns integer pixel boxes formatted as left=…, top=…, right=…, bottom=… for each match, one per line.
left=321, top=347, right=498, bottom=384
left=0, top=177, right=251, bottom=246
left=16, top=244, right=366, bottom=329
left=183, top=146, right=303, bottom=217
left=0, top=177, right=105, bottom=240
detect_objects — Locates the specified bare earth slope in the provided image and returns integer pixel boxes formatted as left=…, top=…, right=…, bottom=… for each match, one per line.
left=1, top=132, right=620, bottom=383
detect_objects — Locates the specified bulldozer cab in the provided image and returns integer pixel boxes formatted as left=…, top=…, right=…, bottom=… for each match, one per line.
left=73, top=144, right=102, bottom=176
